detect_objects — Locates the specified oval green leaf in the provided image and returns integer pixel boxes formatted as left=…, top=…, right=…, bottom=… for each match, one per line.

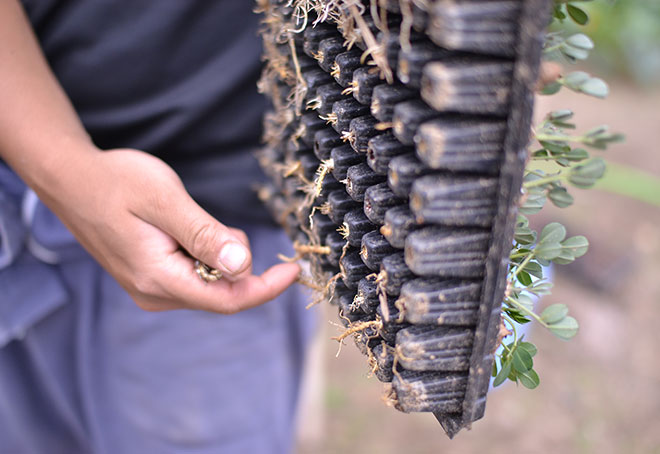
left=541, top=81, right=561, bottom=96
left=569, top=158, right=607, bottom=188
left=566, top=33, right=594, bottom=50
left=523, top=260, right=544, bottom=279
left=580, top=77, right=609, bottom=99
left=563, top=71, right=590, bottom=88
left=567, top=4, right=589, bottom=25
left=564, top=148, right=589, bottom=162
left=493, top=361, right=512, bottom=387
left=562, top=235, right=589, bottom=258
left=539, top=140, right=571, bottom=154
left=539, top=222, right=567, bottom=245
left=518, top=368, right=540, bottom=389
left=541, top=303, right=569, bottom=324
left=520, top=191, right=546, bottom=215
left=561, top=44, right=589, bottom=61
left=548, top=316, right=579, bottom=340
left=549, top=109, right=574, bottom=121
left=517, top=270, right=532, bottom=286
left=512, top=348, right=534, bottom=373
left=535, top=242, right=562, bottom=261
left=548, top=187, right=574, bottom=208
left=518, top=341, right=538, bottom=357
left=551, top=249, right=576, bottom=265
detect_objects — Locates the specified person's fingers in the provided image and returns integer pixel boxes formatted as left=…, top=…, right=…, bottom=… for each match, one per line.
left=228, top=227, right=249, bottom=248
left=536, top=61, right=562, bottom=92
left=225, top=227, right=252, bottom=280
left=140, top=188, right=252, bottom=278
left=153, top=250, right=301, bottom=313
left=205, top=262, right=301, bottom=313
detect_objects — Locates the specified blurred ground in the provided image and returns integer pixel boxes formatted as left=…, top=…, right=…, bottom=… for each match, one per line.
left=296, top=83, right=660, bottom=454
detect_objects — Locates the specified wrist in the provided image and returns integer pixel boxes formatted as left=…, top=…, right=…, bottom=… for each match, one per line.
left=10, top=134, right=100, bottom=203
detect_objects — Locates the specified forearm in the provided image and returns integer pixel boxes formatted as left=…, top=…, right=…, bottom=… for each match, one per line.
left=0, top=0, right=300, bottom=313
left=0, top=0, right=96, bottom=194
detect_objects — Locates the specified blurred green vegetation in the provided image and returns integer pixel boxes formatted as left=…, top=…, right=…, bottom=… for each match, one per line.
left=596, top=162, right=660, bottom=207
left=556, top=0, right=660, bottom=86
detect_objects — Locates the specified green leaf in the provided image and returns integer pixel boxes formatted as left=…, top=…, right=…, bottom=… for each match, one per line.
left=548, top=109, right=574, bottom=121
left=524, top=172, right=545, bottom=183
left=518, top=341, right=538, bottom=357
left=520, top=190, right=546, bottom=215
left=508, top=366, right=518, bottom=383
left=514, top=216, right=536, bottom=245
left=523, top=260, right=543, bottom=279
left=534, top=242, right=562, bottom=260
left=492, top=360, right=498, bottom=377
left=605, top=133, right=625, bottom=144
left=518, top=368, right=540, bottom=389
left=548, top=187, right=574, bottom=208
left=561, top=44, right=589, bottom=61
left=567, top=4, right=589, bottom=25
left=569, top=158, right=606, bottom=188
left=562, top=235, right=589, bottom=258
left=512, top=348, right=534, bottom=373
left=536, top=257, right=551, bottom=267
left=539, top=140, right=571, bottom=154
left=585, top=125, right=609, bottom=137
left=580, top=77, right=609, bottom=99
left=517, top=270, right=532, bottom=286
left=541, top=82, right=562, bottom=95
left=529, top=280, right=553, bottom=296
left=563, top=71, right=590, bottom=88
left=493, top=360, right=512, bottom=387
left=539, top=222, right=567, bottom=245
left=516, top=294, right=535, bottom=312
left=553, top=5, right=567, bottom=21
left=564, top=148, right=589, bottom=162
left=532, top=149, right=550, bottom=158
left=587, top=133, right=625, bottom=149
left=552, top=121, right=577, bottom=130
left=553, top=236, right=589, bottom=264
left=565, top=33, right=593, bottom=50
left=541, top=303, right=569, bottom=324
left=515, top=229, right=536, bottom=245
left=548, top=316, right=579, bottom=340
left=552, top=248, right=577, bottom=265
left=556, top=157, right=572, bottom=167
left=506, top=308, right=531, bottom=324
left=510, top=248, right=531, bottom=261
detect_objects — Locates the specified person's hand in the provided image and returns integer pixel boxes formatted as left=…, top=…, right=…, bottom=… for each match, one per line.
left=0, top=0, right=300, bottom=313
left=38, top=145, right=301, bottom=313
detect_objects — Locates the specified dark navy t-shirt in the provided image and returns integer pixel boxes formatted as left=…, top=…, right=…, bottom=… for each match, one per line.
left=21, top=0, right=272, bottom=225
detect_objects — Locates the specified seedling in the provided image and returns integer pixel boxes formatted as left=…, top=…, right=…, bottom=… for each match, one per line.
left=255, top=0, right=621, bottom=438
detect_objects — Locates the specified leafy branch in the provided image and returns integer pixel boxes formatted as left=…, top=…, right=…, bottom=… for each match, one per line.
left=541, top=71, right=608, bottom=98
left=492, top=0, right=624, bottom=389
left=552, top=0, right=593, bottom=25
left=544, top=32, right=594, bottom=62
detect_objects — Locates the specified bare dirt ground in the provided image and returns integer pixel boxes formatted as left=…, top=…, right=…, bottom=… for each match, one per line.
left=297, top=83, right=660, bottom=454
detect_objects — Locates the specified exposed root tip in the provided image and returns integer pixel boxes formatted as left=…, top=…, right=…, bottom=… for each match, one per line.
left=331, top=320, right=383, bottom=343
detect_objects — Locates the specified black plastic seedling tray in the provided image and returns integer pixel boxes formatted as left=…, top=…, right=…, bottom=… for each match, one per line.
left=256, top=0, right=552, bottom=438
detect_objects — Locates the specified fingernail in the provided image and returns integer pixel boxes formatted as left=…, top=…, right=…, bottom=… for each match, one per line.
left=219, top=242, right=248, bottom=273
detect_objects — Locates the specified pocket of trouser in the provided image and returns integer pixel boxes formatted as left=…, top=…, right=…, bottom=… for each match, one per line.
left=0, top=256, right=68, bottom=348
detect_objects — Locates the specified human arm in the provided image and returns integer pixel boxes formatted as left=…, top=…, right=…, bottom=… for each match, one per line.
left=0, top=0, right=300, bottom=313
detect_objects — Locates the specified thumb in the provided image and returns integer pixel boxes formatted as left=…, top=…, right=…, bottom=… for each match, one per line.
left=143, top=191, right=252, bottom=277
